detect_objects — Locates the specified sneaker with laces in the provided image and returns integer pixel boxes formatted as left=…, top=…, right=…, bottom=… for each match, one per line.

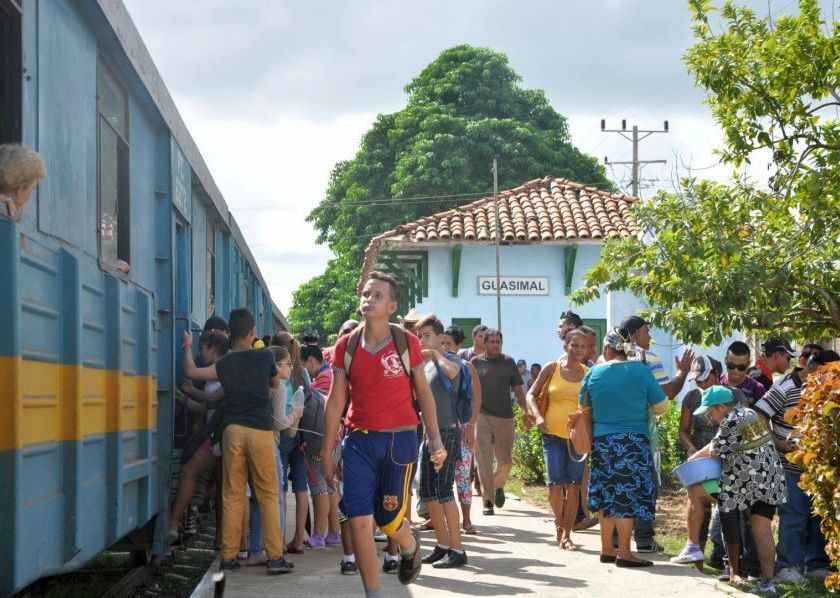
left=433, top=549, right=468, bottom=569
left=306, top=534, right=325, bottom=549
left=669, top=544, right=705, bottom=565
left=325, top=532, right=342, bottom=546
left=422, top=545, right=449, bottom=564
left=775, top=567, right=806, bottom=584
left=635, top=540, right=663, bottom=553
left=219, top=559, right=241, bottom=572
left=382, top=557, right=399, bottom=574
left=482, top=500, right=494, bottom=516
left=718, top=565, right=731, bottom=582
left=266, top=557, right=293, bottom=575
left=750, top=581, right=777, bottom=595
left=340, top=560, right=358, bottom=575
left=397, top=527, right=422, bottom=585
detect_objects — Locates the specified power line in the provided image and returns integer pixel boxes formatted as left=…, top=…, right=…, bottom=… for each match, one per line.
left=601, top=119, right=669, bottom=197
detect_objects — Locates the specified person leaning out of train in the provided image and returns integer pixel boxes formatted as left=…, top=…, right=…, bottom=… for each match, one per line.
left=182, top=307, right=294, bottom=575
left=0, top=143, right=46, bottom=221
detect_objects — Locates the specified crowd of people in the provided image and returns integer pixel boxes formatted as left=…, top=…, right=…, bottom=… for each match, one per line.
left=168, top=271, right=839, bottom=597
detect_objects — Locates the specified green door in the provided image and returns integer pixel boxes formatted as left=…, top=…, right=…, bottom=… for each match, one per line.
left=452, top=318, right=481, bottom=348
left=582, top=318, right=607, bottom=349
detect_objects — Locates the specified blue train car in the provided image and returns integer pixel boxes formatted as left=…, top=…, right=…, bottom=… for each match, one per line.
left=0, top=1, right=286, bottom=594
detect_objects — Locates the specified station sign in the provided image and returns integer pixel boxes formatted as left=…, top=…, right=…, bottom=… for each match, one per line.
left=477, top=276, right=549, bottom=295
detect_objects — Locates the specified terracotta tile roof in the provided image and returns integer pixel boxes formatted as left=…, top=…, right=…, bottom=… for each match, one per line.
left=359, top=176, right=639, bottom=291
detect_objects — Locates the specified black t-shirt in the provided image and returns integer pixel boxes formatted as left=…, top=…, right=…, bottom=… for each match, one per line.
left=215, top=348, right=278, bottom=431
left=470, top=353, right=523, bottom=419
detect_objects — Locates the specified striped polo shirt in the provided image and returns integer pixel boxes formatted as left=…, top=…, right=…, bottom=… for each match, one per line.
left=753, top=370, right=804, bottom=473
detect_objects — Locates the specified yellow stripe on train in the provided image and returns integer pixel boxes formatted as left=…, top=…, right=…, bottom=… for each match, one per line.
left=0, top=356, right=158, bottom=450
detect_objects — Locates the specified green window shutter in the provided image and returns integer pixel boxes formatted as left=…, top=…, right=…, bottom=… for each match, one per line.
left=582, top=318, right=608, bottom=349
left=452, top=318, right=482, bottom=348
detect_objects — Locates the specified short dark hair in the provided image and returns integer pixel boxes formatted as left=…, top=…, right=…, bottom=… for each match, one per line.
left=483, top=328, right=502, bottom=343
left=560, top=310, right=584, bottom=328
left=727, top=341, right=751, bottom=357
left=300, top=344, right=324, bottom=363
left=367, top=271, right=398, bottom=300
left=203, top=315, right=229, bottom=332
left=531, top=363, right=542, bottom=370
left=472, top=324, right=488, bottom=336
left=801, top=343, right=823, bottom=359
left=414, top=314, right=444, bottom=335
left=199, top=330, right=229, bottom=356
left=228, top=308, right=256, bottom=341
left=443, top=325, right=465, bottom=346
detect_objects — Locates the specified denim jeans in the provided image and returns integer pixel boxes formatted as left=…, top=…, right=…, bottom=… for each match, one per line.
left=248, top=442, right=286, bottom=555
left=777, top=469, right=829, bottom=572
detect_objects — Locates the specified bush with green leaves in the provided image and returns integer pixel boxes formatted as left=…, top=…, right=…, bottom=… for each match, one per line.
left=512, top=409, right=545, bottom=486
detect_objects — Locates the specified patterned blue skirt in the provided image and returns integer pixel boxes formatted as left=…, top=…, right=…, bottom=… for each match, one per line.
left=588, top=432, right=656, bottom=520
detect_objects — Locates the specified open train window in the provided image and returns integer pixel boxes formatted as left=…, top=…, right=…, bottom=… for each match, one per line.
left=0, top=1, right=22, bottom=143
left=97, top=58, right=131, bottom=269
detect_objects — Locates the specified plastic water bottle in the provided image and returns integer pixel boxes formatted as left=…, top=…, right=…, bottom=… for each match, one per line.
left=290, top=387, right=305, bottom=409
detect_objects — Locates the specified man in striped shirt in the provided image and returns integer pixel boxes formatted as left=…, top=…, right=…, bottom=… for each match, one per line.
left=754, top=350, right=839, bottom=583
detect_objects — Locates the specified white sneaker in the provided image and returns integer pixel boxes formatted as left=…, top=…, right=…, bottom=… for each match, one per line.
left=775, top=567, right=806, bottom=584
left=669, top=544, right=705, bottom=564
left=806, top=568, right=831, bottom=581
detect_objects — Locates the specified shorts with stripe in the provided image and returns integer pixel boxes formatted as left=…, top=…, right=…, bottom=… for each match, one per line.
left=419, top=426, right=460, bottom=504
left=341, top=428, right=418, bottom=534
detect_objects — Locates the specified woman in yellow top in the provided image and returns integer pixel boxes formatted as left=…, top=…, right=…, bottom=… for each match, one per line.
left=526, top=329, right=588, bottom=550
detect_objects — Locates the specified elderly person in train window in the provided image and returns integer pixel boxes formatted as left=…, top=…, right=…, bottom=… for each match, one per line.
left=0, top=144, right=46, bottom=221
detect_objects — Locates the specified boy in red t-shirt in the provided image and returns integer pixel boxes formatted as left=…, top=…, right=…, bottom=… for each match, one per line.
left=322, top=272, right=446, bottom=598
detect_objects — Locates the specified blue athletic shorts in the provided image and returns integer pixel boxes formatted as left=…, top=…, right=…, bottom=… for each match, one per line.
left=341, top=429, right=418, bottom=534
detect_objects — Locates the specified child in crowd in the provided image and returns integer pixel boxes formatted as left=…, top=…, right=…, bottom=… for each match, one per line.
left=415, top=315, right=468, bottom=568
left=440, top=326, right=482, bottom=536
left=183, top=308, right=292, bottom=575
left=167, top=330, right=227, bottom=544
left=321, top=271, right=447, bottom=598
left=270, top=332, right=312, bottom=553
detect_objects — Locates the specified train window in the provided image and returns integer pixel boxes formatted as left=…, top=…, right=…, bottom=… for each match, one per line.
left=206, top=222, right=216, bottom=316
left=97, top=59, right=130, bottom=268
left=0, top=1, right=22, bottom=143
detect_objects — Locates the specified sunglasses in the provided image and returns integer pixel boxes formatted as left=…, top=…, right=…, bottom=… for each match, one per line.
left=725, top=362, right=748, bottom=371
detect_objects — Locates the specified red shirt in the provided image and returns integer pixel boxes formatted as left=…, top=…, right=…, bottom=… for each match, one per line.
left=322, top=345, right=335, bottom=366
left=334, top=330, right=423, bottom=431
left=312, top=364, right=333, bottom=394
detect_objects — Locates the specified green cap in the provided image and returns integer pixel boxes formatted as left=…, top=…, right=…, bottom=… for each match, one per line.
left=693, top=385, right=734, bottom=415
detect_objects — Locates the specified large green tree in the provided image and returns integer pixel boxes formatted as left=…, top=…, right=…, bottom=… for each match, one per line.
left=290, top=45, right=611, bottom=339
left=572, top=0, right=840, bottom=345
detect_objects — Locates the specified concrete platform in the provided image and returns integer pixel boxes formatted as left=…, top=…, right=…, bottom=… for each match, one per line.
left=191, top=493, right=749, bottom=597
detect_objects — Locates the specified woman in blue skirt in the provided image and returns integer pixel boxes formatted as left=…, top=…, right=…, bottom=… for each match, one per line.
left=580, top=328, right=668, bottom=567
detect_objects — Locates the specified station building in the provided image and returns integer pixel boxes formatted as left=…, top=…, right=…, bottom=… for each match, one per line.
left=359, top=176, right=683, bottom=369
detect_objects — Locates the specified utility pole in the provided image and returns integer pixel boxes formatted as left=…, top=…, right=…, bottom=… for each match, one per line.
left=492, top=158, right=502, bottom=332
left=601, top=119, right=669, bottom=197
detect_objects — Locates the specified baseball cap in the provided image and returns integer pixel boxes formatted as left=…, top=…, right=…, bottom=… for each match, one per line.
left=204, top=315, right=228, bottom=332
left=620, top=315, right=648, bottom=336
left=693, top=386, right=734, bottom=415
left=761, top=338, right=797, bottom=357
left=689, top=356, right=723, bottom=382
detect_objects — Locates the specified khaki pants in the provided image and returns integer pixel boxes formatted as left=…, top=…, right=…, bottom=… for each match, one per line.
left=475, top=413, right=515, bottom=503
left=221, top=424, right=283, bottom=560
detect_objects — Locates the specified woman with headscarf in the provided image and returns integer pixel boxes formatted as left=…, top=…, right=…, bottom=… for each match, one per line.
left=581, top=328, right=668, bottom=567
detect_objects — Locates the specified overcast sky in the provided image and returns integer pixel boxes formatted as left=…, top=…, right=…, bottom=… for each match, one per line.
left=122, top=0, right=820, bottom=314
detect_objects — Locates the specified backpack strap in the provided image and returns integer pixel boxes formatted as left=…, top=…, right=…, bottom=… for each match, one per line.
left=388, top=323, right=412, bottom=379
left=343, top=325, right=364, bottom=379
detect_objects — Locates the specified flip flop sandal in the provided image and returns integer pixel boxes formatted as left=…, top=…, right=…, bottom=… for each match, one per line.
left=285, top=544, right=304, bottom=555
left=463, top=524, right=478, bottom=535
left=417, top=521, right=435, bottom=531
